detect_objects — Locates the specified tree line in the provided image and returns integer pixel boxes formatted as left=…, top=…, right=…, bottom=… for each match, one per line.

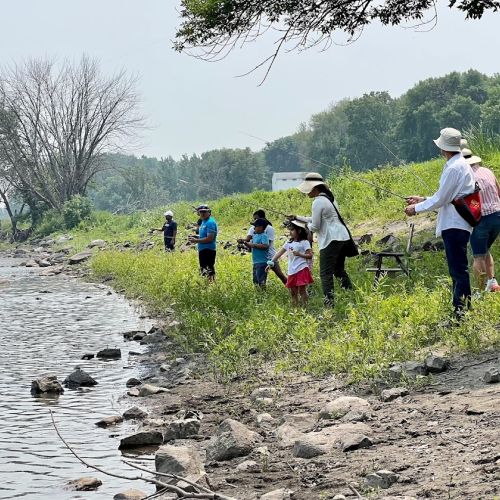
left=90, top=69, right=500, bottom=212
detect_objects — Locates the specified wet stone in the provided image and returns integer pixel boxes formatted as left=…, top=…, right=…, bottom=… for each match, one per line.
left=95, top=415, right=123, bottom=428
left=118, top=430, right=163, bottom=449
left=81, top=353, right=95, bottom=360
left=126, top=377, right=142, bottom=387
left=64, top=367, right=97, bottom=388
left=113, top=488, right=146, bottom=500
left=66, top=477, right=102, bottom=491
left=96, top=348, right=121, bottom=359
left=31, top=374, right=64, bottom=395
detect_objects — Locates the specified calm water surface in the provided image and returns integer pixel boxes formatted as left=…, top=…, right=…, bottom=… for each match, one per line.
left=0, top=257, right=156, bottom=499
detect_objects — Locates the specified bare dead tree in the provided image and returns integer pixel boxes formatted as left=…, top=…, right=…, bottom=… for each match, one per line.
left=0, top=56, right=144, bottom=211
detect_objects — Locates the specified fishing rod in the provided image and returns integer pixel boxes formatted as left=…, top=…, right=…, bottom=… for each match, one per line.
left=241, top=132, right=410, bottom=201
left=373, top=134, right=432, bottom=192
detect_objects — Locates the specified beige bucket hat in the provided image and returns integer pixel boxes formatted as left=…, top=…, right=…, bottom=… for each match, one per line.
left=433, top=127, right=462, bottom=152
left=462, top=148, right=482, bottom=166
left=289, top=219, right=308, bottom=230
left=297, top=172, right=326, bottom=194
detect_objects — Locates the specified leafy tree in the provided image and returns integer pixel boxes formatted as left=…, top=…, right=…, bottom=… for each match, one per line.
left=175, top=1, right=499, bottom=81
left=263, top=136, right=306, bottom=173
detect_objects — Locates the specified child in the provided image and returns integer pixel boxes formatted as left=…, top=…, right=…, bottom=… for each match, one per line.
left=242, top=218, right=270, bottom=288
left=267, top=221, right=313, bottom=306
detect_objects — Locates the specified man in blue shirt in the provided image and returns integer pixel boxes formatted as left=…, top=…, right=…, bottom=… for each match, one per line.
left=188, top=205, right=218, bottom=280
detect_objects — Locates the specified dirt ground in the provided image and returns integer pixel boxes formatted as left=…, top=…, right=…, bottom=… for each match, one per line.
left=127, top=337, right=500, bottom=500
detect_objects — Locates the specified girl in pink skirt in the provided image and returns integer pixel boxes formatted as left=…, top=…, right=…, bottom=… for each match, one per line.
left=267, top=221, right=314, bottom=307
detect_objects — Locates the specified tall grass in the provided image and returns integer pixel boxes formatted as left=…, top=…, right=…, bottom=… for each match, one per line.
left=84, top=155, right=500, bottom=380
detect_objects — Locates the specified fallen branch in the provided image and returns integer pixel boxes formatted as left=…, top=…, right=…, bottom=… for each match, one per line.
left=49, top=410, right=236, bottom=500
left=348, top=482, right=364, bottom=499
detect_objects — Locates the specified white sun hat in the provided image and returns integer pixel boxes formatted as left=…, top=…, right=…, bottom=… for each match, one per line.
left=164, top=210, right=173, bottom=217
left=433, top=128, right=462, bottom=152
left=461, top=148, right=482, bottom=166
left=297, top=172, right=326, bottom=194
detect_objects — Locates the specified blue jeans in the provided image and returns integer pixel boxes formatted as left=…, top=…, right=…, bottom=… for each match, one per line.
left=442, top=229, right=471, bottom=313
left=253, top=263, right=268, bottom=286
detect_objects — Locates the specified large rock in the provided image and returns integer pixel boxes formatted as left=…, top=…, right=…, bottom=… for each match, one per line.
left=123, top=406, right=148, bottom=420
left=155, top=444, right=206, bottom=487
left=63, top=367, right=97, bottom=388
left=163, top=419, right=201, bottom=441
left=118, top=431, right=163, bottom=449
left=113, top=489, right=146, bottom=500
left=31, top=374, right=64, bottom=395
left=206, top=418, right=262, bottom=461
left=66, top=477, right=102, bottom=491
left=68, top=250, right=92, bottom=265
left=96, top=348, right=121, bottom=359
left=126, top=378, right=142, bottom=387
left=483, top=368, right=500, bottom=384
left=319, top=396, right=370, bottom=422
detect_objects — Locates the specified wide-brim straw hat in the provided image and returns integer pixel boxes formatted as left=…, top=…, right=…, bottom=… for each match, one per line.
left=297, top=172, right=326, bottom=194
left=289, top=219, right=308, bottom=229
left=433, top=127, right=462, bottom=153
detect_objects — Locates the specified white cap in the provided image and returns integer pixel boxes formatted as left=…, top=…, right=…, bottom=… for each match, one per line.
left=164, top=210, right=173, bottom=217
left=433, top=128, right=462, bottom=153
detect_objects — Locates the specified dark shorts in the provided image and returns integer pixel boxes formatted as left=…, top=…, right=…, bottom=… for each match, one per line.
left=253, top=263, right=268, bottom=286
left=470, top=211, right=500, bottom=257
left=164, top=238, right=175, bottom=251
left=199, top=249, right=216, bottom=277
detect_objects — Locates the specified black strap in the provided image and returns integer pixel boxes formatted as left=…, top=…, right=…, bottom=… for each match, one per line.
left=319, top=193, right=355, bottom=241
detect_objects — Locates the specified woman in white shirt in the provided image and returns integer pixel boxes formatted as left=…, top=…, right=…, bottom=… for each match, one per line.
left=293, top=173, right=353, bottom=306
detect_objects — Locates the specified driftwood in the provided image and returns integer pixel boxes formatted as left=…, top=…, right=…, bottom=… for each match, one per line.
left=49, top=410, right=237, bottom=500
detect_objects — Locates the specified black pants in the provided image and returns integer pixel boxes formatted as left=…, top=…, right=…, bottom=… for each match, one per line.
left=199, top=249, right=216, bottom=277
left=164, top=237, right=175, bottom=251
left=319, top=240, right=353, bottom=303
left=442, top=228, right=471, bottom=314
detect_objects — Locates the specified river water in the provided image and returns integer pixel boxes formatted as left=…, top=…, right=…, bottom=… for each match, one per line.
left=0, top=257, right=156, bottom=499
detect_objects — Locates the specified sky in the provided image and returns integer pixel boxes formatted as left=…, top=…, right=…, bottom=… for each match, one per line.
left=0, top=1, right=499, bottom=159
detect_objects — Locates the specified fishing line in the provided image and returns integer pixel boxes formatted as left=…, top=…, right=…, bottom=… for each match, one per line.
left=373, top=134, right=432, bottom=192
left=240, top=131, right=409, bottom=201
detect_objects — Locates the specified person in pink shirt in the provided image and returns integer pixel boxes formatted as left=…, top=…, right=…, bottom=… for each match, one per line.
left=463, top=148, right=500, bottom=292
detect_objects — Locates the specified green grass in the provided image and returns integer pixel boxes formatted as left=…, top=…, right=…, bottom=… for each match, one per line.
left=86, top=155, right=500, bottom=381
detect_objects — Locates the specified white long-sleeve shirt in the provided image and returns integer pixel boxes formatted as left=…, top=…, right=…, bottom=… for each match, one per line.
left=415, top=153, right=475, bottom=236
left=297, top=194, right=349, bottom=250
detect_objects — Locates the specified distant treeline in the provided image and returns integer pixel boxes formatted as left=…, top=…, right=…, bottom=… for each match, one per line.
left=91, top=69, right=500, bottom=212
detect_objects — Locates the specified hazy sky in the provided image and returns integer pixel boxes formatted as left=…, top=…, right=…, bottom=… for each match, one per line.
left=1, top=1, right=498, bottom=159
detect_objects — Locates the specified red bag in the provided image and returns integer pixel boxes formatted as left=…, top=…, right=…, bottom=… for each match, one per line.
left=452, top=182, right=482, bottom=227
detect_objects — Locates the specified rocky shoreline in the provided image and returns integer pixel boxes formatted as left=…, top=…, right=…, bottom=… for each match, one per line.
left=2, top=240, right=500, bottom=499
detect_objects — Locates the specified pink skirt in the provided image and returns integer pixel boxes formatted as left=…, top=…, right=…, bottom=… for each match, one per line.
left=286, top=267, right=314, bottom=288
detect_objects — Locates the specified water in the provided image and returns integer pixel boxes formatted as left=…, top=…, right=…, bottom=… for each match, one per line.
left=0, top=257, right=156, bottom=499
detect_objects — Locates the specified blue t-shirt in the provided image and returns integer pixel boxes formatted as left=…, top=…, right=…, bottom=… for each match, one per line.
left=251, top=233, right=269, bottom=264
left=198, top=216, right=218, bottom=251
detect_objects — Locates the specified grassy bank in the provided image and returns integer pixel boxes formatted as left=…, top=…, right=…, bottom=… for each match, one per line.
left=84, top=154, right=500, bottom=381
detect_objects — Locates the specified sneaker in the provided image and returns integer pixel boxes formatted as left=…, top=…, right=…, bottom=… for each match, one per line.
left=486, top=278, right=499, bottom=292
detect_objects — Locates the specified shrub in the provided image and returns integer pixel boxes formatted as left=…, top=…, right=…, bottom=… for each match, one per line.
left=63, top=196, right=93, bottom=229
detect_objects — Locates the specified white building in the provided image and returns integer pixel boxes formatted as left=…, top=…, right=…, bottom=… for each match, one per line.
left=271, top=172, right=307, bottom=192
